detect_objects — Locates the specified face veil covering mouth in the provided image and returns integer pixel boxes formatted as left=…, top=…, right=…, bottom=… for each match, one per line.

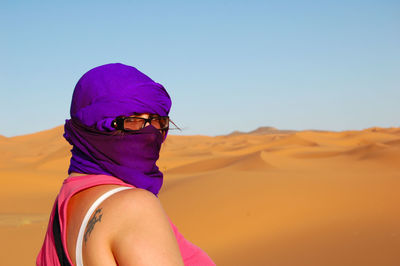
left=63, top=63, right=172, bottom=195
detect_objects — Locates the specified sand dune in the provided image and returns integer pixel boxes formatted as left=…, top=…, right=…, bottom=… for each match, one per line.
left=166, top=151, right=272, bottom=174
left=1, top=126, right=400, bottom=265
left=166, top=155, right=248, bottom=174
left=385, top=138, right=400, bottom=146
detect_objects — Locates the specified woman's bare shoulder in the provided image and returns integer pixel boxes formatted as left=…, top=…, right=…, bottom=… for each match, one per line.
left=104, top=187, right=162, bottom=214
left=85, top=187, right=184, bottom=265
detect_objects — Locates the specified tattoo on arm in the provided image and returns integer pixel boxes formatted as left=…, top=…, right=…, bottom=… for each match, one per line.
left=84, top=208, right=103, bottom=245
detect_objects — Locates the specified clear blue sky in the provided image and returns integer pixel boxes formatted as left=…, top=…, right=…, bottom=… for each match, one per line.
left=1, top=0, right=399, bottom=137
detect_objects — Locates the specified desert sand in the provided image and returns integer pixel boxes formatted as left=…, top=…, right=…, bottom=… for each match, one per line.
left=0, top=126, right=399, bottom=265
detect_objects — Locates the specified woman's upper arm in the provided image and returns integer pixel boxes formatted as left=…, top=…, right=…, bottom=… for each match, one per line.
left=105, top=188, right=184, bottom=266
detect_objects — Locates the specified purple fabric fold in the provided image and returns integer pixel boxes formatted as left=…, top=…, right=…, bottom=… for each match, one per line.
left=63, top=63, right=171, bottom=195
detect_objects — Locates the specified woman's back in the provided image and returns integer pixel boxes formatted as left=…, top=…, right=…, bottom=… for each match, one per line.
left=37, top=174, right=215, bottom=265
left=66, top=180, right=183, bottom=265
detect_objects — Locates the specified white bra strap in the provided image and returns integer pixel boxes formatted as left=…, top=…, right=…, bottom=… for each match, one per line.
left=75, top=186, right=133, bottom=266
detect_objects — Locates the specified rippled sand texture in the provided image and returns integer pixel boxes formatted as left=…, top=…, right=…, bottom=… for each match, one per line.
left=1, top=126, right=399, bottom=265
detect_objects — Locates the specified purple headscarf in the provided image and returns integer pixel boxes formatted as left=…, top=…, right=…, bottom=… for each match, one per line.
left=63, top=63, right=171, bottom=195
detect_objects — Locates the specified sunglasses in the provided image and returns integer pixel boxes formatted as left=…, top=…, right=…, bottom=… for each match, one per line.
left=112, top=115, right=170, bottom=132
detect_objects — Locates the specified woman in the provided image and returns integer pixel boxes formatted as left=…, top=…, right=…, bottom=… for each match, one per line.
left=37, top=63, right=215, bottom=265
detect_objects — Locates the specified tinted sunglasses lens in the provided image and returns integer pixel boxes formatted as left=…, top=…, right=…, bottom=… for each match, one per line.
left=151, top=117, right=169, bottom=129
left=124, top=117, right=145, bottom=130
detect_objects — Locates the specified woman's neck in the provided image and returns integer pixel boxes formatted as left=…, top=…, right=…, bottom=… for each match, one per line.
left=69, top=172, right=88, bottom=177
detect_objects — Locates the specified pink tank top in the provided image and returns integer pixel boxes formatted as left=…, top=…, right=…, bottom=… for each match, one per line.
left=36, top=175, right=215, bottom=266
